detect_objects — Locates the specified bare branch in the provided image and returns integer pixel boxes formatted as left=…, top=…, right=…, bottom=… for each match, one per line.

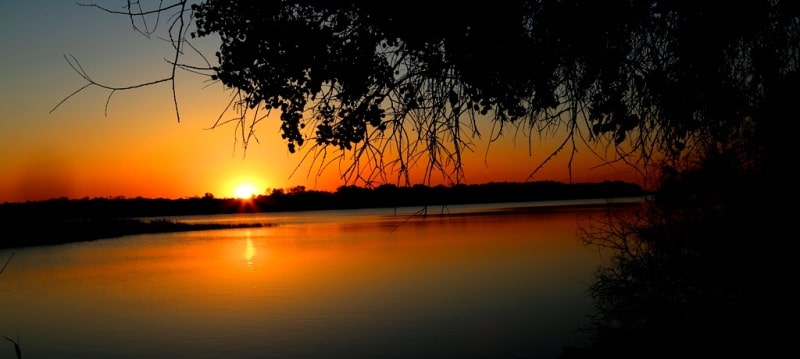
left=77, top=1, right=186, bottom=38
left=53, top=1, right=199, bottom=122
left=50, top=54, right=173, bottom=116
left=77, top=1, right=185, bottom=17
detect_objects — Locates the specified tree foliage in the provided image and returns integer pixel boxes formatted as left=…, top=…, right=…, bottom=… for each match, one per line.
left=59, top=0, right=797, bottom=187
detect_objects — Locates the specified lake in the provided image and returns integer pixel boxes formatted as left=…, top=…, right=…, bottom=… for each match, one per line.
left=0, top=198, right=640, bottom=358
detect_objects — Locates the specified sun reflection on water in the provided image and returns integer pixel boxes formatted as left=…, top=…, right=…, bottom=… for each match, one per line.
left=244, top=233, right=256, bottom=269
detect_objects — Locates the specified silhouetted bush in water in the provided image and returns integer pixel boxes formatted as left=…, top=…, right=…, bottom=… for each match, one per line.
left=561, top=153, right=768, bottom=358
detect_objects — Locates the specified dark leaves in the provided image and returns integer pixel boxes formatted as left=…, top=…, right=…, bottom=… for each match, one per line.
left=188, top=0, right=792, bottom=169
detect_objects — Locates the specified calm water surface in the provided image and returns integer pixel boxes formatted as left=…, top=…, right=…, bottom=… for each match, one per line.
left=0, top=199, right=638, bottom=358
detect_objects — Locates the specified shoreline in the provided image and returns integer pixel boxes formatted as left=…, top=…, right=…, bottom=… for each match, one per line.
left=0, top=218, right=275, bottom=250
left=1, top=196, right=646, bottom=250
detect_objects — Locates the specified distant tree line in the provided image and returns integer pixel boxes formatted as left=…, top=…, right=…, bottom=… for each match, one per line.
left=2, top=180, right=643, bottom=220
left=268, top=181, right=644, bottom=212
left=0, top=180, right=643, bottom=249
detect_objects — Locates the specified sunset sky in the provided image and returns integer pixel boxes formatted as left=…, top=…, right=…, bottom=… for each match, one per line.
left=0, top=1, right=641, bottom=203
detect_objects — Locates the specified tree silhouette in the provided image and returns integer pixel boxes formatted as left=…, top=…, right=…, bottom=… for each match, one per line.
left=53, top=1, right=795, bottom=357
left=55, top=0, right=794, bottom=187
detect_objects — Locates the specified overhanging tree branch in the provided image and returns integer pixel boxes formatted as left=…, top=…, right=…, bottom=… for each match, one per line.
left=53, top=0, right=793, bottom=190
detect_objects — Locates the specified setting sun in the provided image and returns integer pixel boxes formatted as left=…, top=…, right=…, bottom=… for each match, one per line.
left=234, top=183, right=259, bottom=199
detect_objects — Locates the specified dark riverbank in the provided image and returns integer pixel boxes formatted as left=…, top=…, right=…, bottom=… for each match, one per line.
left=0, top=218, right=273, bottom=249
left=1, top=180, right=645, bottom=249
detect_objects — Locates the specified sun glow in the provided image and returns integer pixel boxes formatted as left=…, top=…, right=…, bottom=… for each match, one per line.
left=233, top=183, right=259, bottom=199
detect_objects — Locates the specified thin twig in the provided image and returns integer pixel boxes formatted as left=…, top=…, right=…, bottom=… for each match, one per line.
left=0, top=252, right=14, bottom=274
left=390, top=205, right=429, bottom=233
left=3, top=336, right=21, bottom=359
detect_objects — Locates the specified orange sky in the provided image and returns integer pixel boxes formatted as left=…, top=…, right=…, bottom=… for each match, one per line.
left=0, top=1, right=641, bottom=203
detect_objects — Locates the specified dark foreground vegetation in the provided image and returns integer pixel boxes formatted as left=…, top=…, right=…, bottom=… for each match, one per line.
left=560, top=157, right=772, bottom=358
left=0, top=181, right=643, bottom=249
